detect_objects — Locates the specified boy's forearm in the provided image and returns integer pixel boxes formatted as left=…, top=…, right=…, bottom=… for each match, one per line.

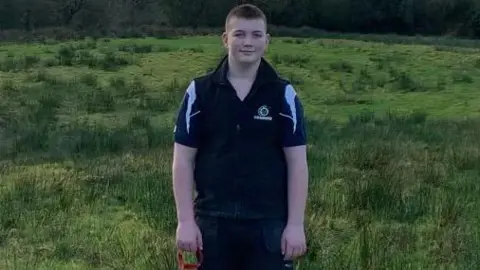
left=172, top=163, right=196, bottom=223
left=287, top=163, right=309, bottom=226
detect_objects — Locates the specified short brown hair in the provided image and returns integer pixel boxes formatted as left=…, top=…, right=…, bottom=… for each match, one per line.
left=225, top=4, right=267, bottom=30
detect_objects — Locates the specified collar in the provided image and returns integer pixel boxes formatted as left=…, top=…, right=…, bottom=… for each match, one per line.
left=210, top=54, right=281, bottom=86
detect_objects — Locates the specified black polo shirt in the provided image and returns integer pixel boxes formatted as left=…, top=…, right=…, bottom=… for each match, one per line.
left=174, top=55, right=307, bottom=219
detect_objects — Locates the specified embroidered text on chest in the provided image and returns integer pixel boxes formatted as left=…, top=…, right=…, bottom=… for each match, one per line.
left=254, top=105, right=273, bottom=121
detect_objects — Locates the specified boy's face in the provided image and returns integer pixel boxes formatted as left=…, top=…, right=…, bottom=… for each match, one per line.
left=222, top=17, right=270, bottom=65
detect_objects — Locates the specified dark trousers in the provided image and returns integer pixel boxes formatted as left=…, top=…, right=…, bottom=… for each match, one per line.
left=195, top=215, right=294, bottom=270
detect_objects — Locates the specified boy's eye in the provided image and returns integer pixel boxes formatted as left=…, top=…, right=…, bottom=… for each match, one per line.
left=232, top=31, right=263, bottom=38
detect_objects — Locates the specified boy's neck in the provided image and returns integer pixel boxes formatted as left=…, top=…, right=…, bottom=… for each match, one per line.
left=227, top=54, right=261, bottom=81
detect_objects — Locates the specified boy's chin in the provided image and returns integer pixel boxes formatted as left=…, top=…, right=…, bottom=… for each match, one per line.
left=235, top=55, right=260, bottom=64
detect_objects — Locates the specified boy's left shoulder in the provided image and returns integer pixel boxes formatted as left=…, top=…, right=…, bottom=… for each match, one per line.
left=275, top=76, right=292, bottom=87
left=258, top=58, right=298, bottom=96
left=269, top=75, right=297, bottom=97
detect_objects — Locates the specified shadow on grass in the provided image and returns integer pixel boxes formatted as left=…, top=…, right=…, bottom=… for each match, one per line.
left=0, top=113, right=174, bottom=164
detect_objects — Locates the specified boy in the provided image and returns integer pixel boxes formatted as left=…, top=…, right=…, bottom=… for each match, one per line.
left=172, top=4, right=309, bottom=270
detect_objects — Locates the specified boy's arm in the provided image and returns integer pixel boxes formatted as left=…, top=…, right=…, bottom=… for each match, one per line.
left=172, top=143, right=197, bottom=223
left=280, top=84, right=309, bottom=226
left=172, top=81, right=202, bottom=223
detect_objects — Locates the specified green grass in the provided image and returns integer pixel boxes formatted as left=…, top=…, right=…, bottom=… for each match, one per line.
left=0, top=35, right=479, bottom=269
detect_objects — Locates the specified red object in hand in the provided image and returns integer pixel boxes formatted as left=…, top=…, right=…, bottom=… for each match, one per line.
left=177, top=249, right=203, bottom=270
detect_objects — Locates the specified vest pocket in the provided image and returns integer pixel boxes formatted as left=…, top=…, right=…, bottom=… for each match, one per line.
left=260, top=219, right=287, bottom=254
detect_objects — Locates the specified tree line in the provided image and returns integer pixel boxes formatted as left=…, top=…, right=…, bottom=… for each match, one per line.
left=0, top=0, right=479, bottom=39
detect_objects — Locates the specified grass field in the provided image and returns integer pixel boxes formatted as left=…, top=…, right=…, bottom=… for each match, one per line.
left=1, top=34, right=480, bottom=269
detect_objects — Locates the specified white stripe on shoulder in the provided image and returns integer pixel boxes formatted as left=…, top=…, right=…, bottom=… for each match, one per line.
left=185, top=81, right=200, bottom=134
left=280, top=84, right=297, bottom=133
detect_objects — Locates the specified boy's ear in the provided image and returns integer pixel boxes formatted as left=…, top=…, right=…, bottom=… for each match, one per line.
left=264, top=33, right=271, bottom=51
left=221, top=32, right=228, bottom=48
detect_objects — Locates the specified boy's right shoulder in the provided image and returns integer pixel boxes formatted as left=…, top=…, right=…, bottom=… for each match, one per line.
left=185, top=71, right=217, bottom=96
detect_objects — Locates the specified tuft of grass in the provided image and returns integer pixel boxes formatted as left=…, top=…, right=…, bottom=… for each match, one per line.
left=330, top=60, right=354, bottom=73
left=52, top=45, right=136, bottom=70
left=452, top=70, right=474, bottom=84
left=118, top=43, right=154, bottom=54
left=78, top=73, right=99, bottom=87
left=271, top=53, right=310, bottom=67
left=180, top=46, right=204, bottom=53
left=388, top=67, right=426, bottom=92
left=84, top=89, right=116, bottom=114
left=0, top=55, right=41, bottom=72
left=1, top=79, right=17, bottom=92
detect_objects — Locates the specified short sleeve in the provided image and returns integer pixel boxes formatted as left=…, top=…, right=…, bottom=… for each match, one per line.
left=280, top=84, right=307, bottom=147
left=173, top=80, right=202, bottom=148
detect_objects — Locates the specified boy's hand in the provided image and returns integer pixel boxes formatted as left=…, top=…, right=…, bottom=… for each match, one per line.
left=281, top=224, right=307, bottom=260
left=176, top=221, right=203, bottom=252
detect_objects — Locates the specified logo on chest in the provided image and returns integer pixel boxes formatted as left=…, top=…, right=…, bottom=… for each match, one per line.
left=254, top=105, right=272, bottom=121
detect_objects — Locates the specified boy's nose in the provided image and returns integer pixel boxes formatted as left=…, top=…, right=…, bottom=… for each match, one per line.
left=242, top=35, right=254, bottom=45
left=242, top=39, right=253, bottom=46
